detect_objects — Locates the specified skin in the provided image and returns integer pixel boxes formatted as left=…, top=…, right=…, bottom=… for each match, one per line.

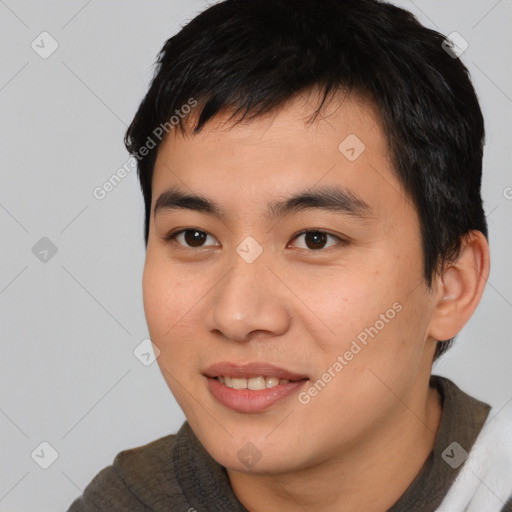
left=143, top=89, right=490, bottom=512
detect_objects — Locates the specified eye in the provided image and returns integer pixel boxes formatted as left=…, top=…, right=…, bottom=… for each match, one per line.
left=165, top=229, right=220, bottom=248
left=288, top=230, right=344, bottom=251
left=164, top=229, right=344, bottom=251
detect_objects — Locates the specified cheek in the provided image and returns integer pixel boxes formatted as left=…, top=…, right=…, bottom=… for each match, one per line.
left=290, top=265, right=401, bottom=352
left=142, top=256, right=199, bottom=347
left=142, top=259, right=204, bottom=404
left=142, top=260, right=172, bottom=338
left=303, top=261, right=428, bottom=376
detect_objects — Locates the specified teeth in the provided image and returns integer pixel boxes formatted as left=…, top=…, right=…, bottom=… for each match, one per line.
left=248, top=376, right=266, bottom=390
left=216, top=376, right=293, bottom=389
left=265, top=376, right=279, bottom=388
left=231, top=378, right=247, bottom=390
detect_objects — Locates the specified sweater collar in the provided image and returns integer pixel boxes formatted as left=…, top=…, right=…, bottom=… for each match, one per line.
left=173, top=375, right=490, bottom=512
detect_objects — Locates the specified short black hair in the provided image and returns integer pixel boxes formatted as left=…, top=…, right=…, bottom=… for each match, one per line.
left=125, top=0, right=487, bottom=361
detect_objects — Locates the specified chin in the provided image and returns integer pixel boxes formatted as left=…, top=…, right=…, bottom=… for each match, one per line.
left=199, top=433, right=308, bottom=475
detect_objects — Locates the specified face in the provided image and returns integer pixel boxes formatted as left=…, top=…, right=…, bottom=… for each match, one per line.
left=143, top=90, right=439, bottom=473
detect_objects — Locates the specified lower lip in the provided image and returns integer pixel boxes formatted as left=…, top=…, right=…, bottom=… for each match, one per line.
left=206, top=377, right=308, bottom=413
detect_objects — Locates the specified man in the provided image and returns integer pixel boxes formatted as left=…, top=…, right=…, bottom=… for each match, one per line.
left=68, top=0, right=512, bottom=510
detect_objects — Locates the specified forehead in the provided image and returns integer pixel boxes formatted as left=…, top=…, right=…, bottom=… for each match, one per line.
left=159, top=90, right=385, bottom=158
left=151, top=90, right=408, bottom=219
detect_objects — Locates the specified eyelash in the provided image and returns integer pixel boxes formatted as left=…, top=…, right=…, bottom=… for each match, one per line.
left=163, top=228, right=346, bottom=252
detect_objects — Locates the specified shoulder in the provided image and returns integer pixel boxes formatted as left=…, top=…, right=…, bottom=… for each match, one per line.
left=479, top=404, right=512, bottom=477
left=466, top=405, right=512, bottom=510
left=436, top=400, right=512, bottom=512
left=474, top=404, right=512, bottom=472
left=66, top=433, right=179, bottom=511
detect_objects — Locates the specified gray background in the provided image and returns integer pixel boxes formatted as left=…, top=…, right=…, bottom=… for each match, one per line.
left=0, top=1, right=511, bottom=510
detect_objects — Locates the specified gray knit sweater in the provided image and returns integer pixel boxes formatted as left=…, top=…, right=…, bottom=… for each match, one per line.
left=67, top=376, right=512, bottom=511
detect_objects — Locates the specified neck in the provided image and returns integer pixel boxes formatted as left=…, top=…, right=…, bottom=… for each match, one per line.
left=228, top=380, right=442, bottom=512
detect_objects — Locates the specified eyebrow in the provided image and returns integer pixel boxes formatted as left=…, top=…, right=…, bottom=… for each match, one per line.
left=153, top=185, right=372, bottom=220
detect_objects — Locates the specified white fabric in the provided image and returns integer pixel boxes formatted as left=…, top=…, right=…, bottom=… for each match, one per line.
left=436, top=403, right=512, bottom=512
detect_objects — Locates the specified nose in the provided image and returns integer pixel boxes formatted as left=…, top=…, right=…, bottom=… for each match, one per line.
left=204, top=253, right=292, bottom=343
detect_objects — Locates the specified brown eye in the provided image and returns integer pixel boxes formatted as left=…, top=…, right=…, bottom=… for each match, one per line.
left=290, top=231, right=342, bottom=251
left=167, top=229, right=220, bottom=248
left=183, top=230, right=207, bottom=247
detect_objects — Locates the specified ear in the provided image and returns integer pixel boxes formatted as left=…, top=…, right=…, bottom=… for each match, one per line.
left=428, top=230, right=490, bottom=341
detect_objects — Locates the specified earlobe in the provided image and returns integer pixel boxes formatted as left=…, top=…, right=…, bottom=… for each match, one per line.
left=428, top=230, right=490, bottom=341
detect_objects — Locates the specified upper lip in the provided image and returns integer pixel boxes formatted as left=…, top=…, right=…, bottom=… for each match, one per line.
left=204, top=362, right=309, bottom=381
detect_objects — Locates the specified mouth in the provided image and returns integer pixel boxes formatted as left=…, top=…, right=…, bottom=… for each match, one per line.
left=204, top=362, right=309, bottom=412
left=215, top=375, right=294, bottom=390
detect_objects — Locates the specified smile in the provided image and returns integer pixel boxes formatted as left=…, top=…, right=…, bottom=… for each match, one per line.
left=216, top=376, right=291, bottom=390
